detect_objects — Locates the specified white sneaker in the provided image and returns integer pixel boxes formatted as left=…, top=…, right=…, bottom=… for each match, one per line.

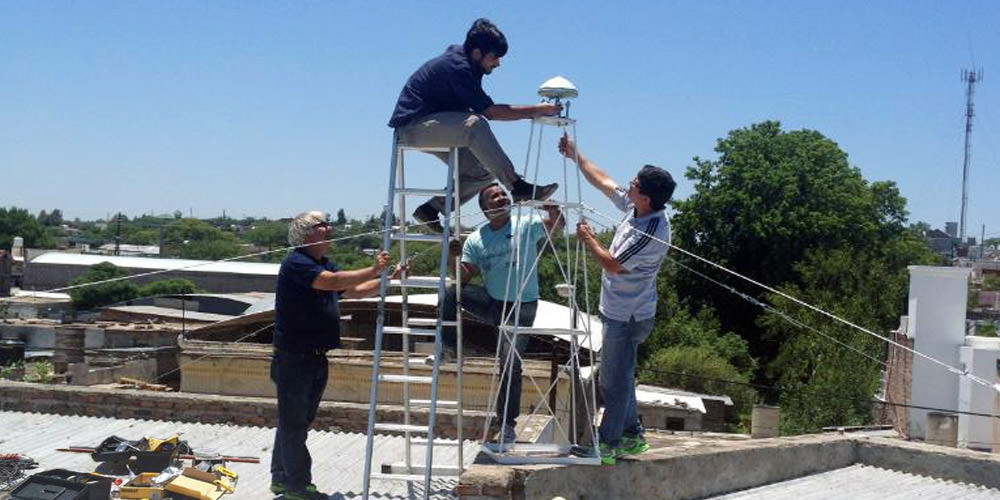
left=423, top=347, right=455, bottom=366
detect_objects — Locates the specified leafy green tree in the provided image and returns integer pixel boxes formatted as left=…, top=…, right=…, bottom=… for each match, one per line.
left=246, top=222, right=288, bottom=250
left=761, top=237, right=935, bottom=433
left=162, top=218, right=239, bottom=260
left=138, top=279, right=201, bottom=297
left=640, top=345, right=758, bottom=423
left=0, top=207, right=55, bottom=249
left=69, top=262, right=140, bottom=310
left=336, top=209, right=348, bottom=226
left=672, top=121, right=918, bottom=360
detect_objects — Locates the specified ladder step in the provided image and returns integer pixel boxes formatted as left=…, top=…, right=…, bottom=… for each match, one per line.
left=411, top=438, right=460, bottom=446
left=390, top=233, right=445, bottom=243
left=400, top=145, right=456, bottom=153
left=408, top=317, right=457, bottom=327
left=409, top=399, right=458, bottom=407
left=381, top=463, right=462, bottom=477
left=396, top=188, right=450, bottom=197
left=499, top=326, right=589, bottom=337
left=517, top=199, right=584, bottom=210
left=383, top=326, right=438, bottom=337
left=370, top=473, right=432, bottom=482
left=374, top=423, right=430, bottom=434
left=380, top=374, right=433, bottom=384
left=390, top=276, right=453, bottom=289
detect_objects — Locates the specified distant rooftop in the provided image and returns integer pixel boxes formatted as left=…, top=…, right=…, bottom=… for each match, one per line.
left=29, top=252, right=280, bottom=276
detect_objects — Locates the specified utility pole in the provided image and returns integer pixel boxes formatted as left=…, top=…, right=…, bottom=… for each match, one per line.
left=114, top=212, right=122, bottom=256
left=959, top=69, right=982, bottom=243
left=981, top=224, right=986, bottom=260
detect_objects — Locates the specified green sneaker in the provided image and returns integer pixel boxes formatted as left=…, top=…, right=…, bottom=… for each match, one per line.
left=284, top=486, right=327, bottom=500
left=621, top=433, right=650, bottom=455
left=599, top=443, right=622, bottom=465
left=272, top=482, right=324, bottom=498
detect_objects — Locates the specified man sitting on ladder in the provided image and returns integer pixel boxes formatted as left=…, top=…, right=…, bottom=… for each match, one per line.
left=388, top=18, right=562, bottom=232
left=559, top=136, right=676, bottom=465
left=437, top=183, right=563, bottom=444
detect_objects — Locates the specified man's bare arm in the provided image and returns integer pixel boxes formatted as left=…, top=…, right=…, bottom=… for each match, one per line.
left=483, top=103, right=561, bottom=121
left=312, top=251, right=389, bottom=291
left=577, top=220, right=624, bottom=275
left=558, top=136, right=619, bottom=201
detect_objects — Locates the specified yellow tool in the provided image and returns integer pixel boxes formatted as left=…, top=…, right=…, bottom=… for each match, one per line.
left=212, top=465, right=238, bottom=481
left=145, top=434, right=180, bottom=452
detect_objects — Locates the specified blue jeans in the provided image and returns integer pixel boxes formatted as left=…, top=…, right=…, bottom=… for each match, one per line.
left=443, top=285, right=536, bottom=428
left=598, top=314, right=655, bottom=448
left=270, top=349, right=328, bottom=492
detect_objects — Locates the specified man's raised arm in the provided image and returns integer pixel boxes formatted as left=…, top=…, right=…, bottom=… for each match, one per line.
left=558, top=135, right=619, bottom=201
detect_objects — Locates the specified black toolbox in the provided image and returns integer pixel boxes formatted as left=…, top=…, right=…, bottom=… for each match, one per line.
left=9, top=469, right=112, bottom=500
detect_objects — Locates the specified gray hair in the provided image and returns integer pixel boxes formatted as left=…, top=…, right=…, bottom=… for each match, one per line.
left=288, top=210, right=328, bottom=246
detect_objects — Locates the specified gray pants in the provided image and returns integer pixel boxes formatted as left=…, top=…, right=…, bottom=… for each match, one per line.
left=396, top=111, right=521, bottom=213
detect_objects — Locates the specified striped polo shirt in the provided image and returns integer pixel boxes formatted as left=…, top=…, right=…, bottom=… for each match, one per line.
left=600, top=186, right=671, bottom=322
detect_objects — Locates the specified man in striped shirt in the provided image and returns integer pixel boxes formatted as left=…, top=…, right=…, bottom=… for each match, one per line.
left=559, top=136, right=675, bottom=464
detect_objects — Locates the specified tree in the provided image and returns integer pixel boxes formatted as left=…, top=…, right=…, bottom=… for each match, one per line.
left=138, top=279, right=201, bottom=297
left=761, top=233, right=936, bottom=432
left=246, top=222, right=288, bottom=250
left=336, top=209, right=347, bottom=226
left=671, top=121, right=918, bottom=362
left=0, top=207, right=55, bottom=249
left=49, top=209, right=64, bottom=226
left=162, top=218, right=239, bottom=260
left=640, top=345, right=758, bottom=426
left=69, top=262, right=140, bottom=310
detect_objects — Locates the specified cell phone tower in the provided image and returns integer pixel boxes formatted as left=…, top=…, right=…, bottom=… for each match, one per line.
left=959, top=69, right=982, bottom=243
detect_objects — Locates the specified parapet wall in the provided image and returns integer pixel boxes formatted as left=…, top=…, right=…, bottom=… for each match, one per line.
left=458, top=434, right=1000, bottom=500
left=0, top=380, right=486, bottom=439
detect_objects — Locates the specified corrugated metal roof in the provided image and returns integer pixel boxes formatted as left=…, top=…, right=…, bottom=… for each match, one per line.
left=635, top=384, right=733, bottom=406
left=706, top=463, right=1000, bottom=499
left=30, top=252, right=280, bottom=276
left=0, top=410, right=477, bottom=499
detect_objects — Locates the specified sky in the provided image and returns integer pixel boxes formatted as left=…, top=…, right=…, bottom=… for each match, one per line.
left=2, top=1, right=999, bottom=240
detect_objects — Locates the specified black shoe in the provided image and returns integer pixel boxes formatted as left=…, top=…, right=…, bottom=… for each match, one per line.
left=511, top=179, right=558, bottom=202
left=412, top=203, right=443, bottom=233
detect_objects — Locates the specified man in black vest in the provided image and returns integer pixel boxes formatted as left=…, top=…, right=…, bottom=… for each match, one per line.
left=270, top=210, right=401, bottom=499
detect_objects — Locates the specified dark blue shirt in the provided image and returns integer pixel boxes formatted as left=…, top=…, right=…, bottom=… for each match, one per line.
left=274, top=248, right=341, bottom=352
left=388, top=45, right=495, bottom=128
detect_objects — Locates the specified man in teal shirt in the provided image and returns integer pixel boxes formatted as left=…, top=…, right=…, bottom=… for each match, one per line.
left=439, top=183, right=563, bottom=443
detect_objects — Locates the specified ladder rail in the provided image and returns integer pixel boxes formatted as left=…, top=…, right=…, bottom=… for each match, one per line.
left=420, top=147, right=457, bottom=497
left=364, top=143, right=465, bottom=498
left=453, top=141, right=465, bottom=472
left=399, top=150, right=412, bottom=478
left=361, top=139, right=400, bottom=500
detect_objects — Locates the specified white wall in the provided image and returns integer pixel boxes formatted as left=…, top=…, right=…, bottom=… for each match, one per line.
left=907, top=266, right=971, bottom=439
left=958, top=337, right=1000, bottom=450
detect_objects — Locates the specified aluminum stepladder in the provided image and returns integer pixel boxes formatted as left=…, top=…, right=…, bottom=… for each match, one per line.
left=362, top=135, right=465, bottom=500
left=479, top=113, right=602, bottom=466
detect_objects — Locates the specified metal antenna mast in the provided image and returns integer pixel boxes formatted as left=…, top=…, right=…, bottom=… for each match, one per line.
left=959, top=69, right=981, bottom=243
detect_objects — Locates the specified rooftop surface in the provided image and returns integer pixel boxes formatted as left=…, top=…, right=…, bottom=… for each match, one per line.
left=706, top=463, right=1000, bottom=500
left=0, top=410, right=477, bottom=499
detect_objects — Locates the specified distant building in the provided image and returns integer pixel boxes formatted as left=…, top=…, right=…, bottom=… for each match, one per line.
left=884, top=266, right=1000, bottom=451
left=96, top=243, right=161, bottom=257
left=23, top=252, right=279, bottom=293
left=925, top=228, right=956, bottom=257
left=635, top=384, right=733, bottom=432
left=945, top=221, right=958, bottom=238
